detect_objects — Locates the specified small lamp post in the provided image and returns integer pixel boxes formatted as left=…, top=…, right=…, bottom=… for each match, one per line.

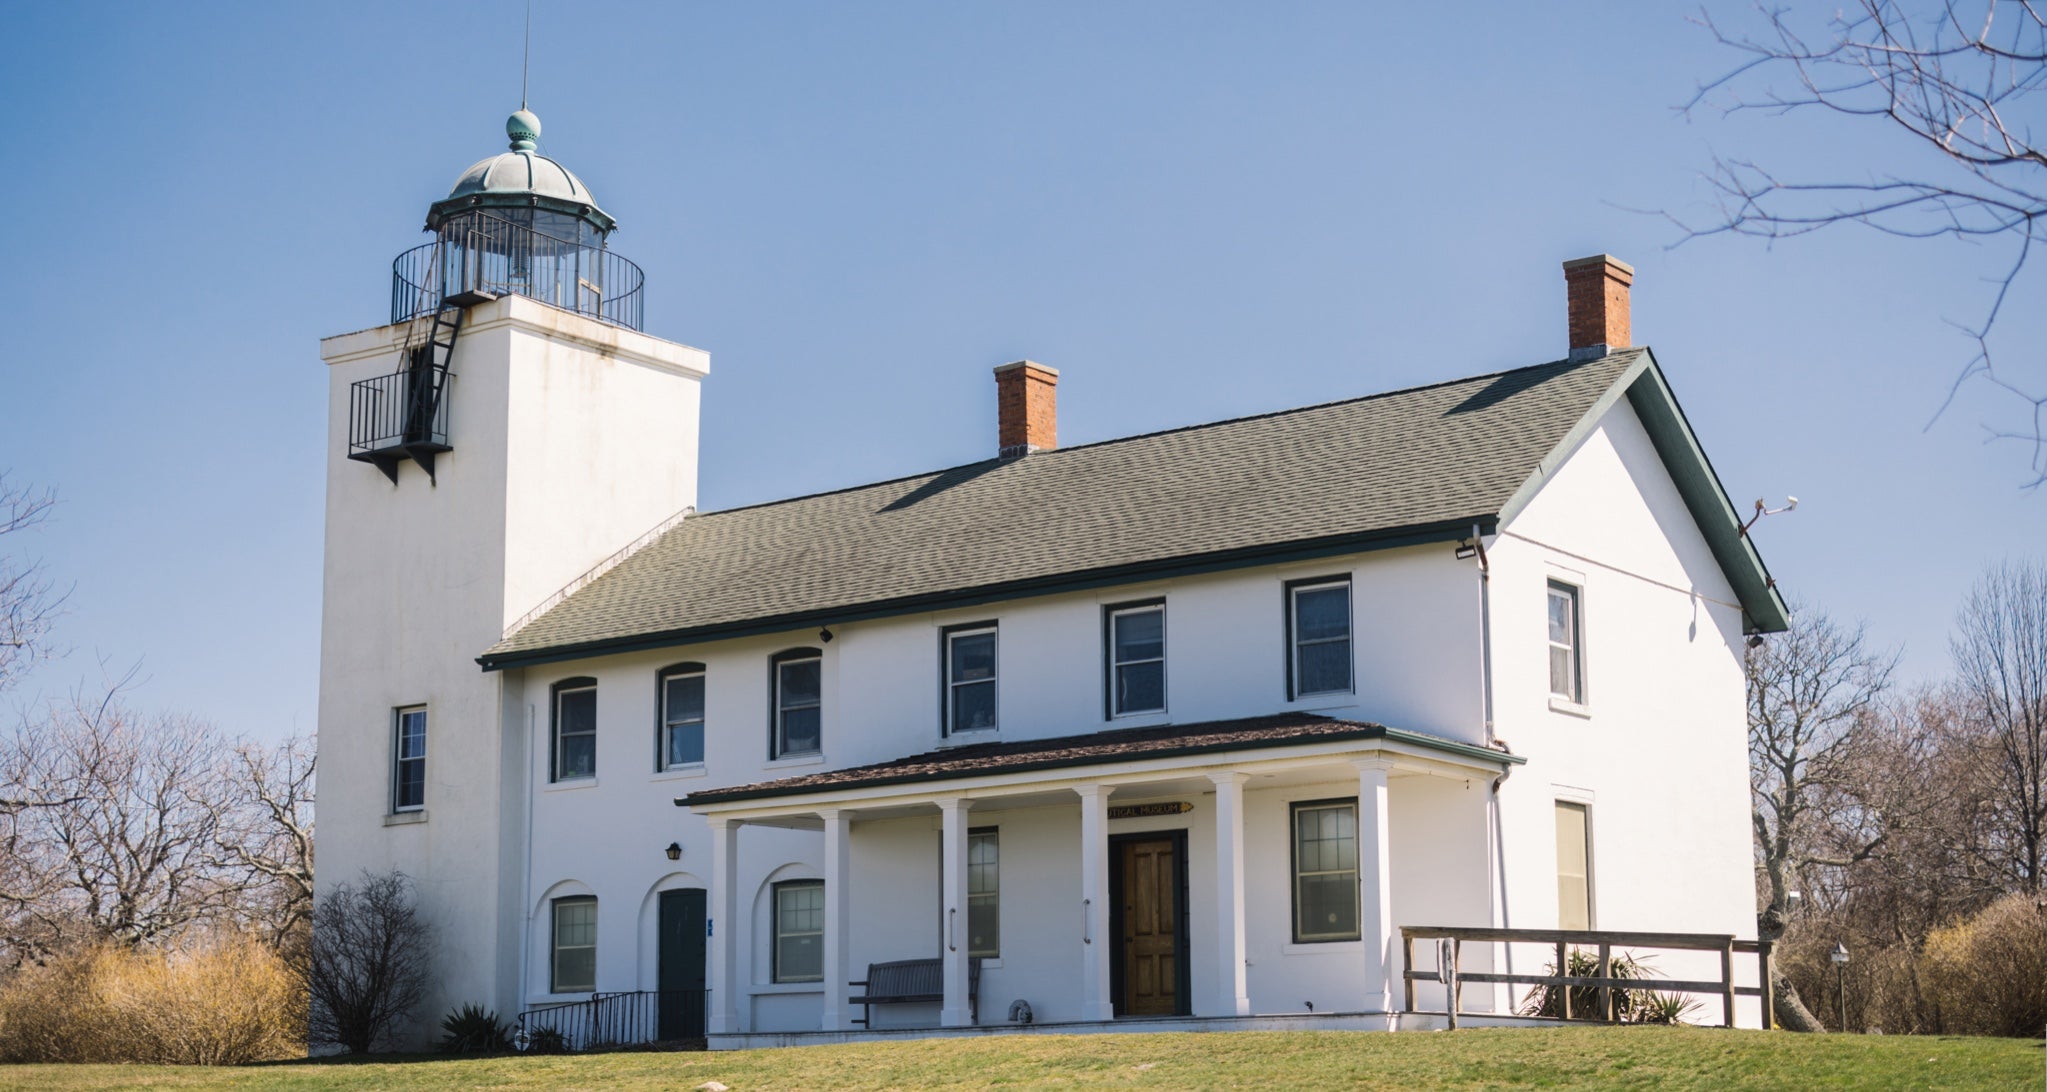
left=1829, top=942, right=1850, bottom=1031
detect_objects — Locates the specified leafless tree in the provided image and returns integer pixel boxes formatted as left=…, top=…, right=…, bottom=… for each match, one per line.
left=1685, top=2, right=2047, bottom=480
left=304, top=871, right=433, bottom=1054
left=210, top=736, right=315, bottom=943
left=1952, top=559, right=2047, bottom=891
left=0, top=474, right=62, bottom=693
left=1748, top=606, right=1897, bottom=1029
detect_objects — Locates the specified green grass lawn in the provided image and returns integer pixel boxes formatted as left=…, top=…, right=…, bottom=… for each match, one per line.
left=0, top=1027, right=2039, bottom=1091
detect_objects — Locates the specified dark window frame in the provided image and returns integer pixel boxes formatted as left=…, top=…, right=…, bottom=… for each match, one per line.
left=550, top=894, right=598, bottom=994
left=656, top=662, right=708, bottom=771
left=550, top=677, right=598, bottom=783
left=1283, top=575, right=1355, bottom=701
left=771, top=878, right=825, bottom=983
left=1547, top=579, right=1586, bottom=704
left=967, top=825, right=999, bottom=958
left=392, top=705, right=427, bottom=813
left=939, top=621, right=1000, bottom=737
left=1102, top=598, right=1167, bottom=720
left=768, top=648, right=824, bottom=760
left=1288, top=796, right=1363, bottom=944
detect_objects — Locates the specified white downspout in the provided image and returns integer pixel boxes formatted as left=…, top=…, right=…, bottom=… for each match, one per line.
left=1473, top=522, right=1515, bottom=1000
left=518, top=700, right=536, bottom=1013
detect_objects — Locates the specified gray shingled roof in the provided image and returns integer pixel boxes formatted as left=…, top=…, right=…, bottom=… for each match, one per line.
left=680, top=713, right=1524, bottom=807
left=484, top=351, right=1649, bottom=668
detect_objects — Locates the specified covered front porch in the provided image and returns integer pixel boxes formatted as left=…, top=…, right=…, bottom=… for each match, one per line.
left=681, top=715, right=1523, bottom=1046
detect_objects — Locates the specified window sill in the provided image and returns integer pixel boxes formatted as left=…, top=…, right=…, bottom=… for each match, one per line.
left=765, top=753, right=826, bottom=770
left=1548, top=698, right=1592, bottom=719
left=526, top=991, right=595, bottom=1006
left=751, top=981, right=823, bottom=995
left=940, top=730, right=998, bottom=748
left=383, top=810, right=428, bottom=827
left=652, top=764, right=708, bottom=783
left=1282, top=940, right=1363, bottom=955
left=1108, top=709, right=1168, bottom=724
left=543, top=777, right=599, bottom=792
left=1290, top=693, right=1357, bottom=712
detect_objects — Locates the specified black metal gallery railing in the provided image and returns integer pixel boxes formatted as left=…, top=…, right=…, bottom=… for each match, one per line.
left=392, top=212, right=645, bottom=331
left=515, top=989, right=708, bottom=1051
left=348, top=363, right=450, bottom=459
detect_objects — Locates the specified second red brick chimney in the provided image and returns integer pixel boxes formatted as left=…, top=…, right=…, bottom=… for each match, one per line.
left=1563, top=254, right=1634, bottom=360
left=994, top=360, right=1058, bottom=458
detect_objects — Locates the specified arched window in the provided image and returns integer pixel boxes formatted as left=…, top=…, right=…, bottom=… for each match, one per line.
left=657, top=662, right=707, bottom=771
left=769, top=648, right=822, bottom=759
left=551, top=677, right=598, bottom=782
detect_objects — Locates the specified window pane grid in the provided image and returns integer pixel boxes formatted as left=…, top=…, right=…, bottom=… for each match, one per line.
left=946, top=629, right=998, bottom=733
left=1291, top=583, right=1353, bottom=696
left=555, top=686, right=597, bottom=781
left=551, top=898, right=597, bottom=993
left=1548, top=583, right=1582, bottom=702
left=776, top=657, right=822, bottom=757
left=1292, top=802, right=1361, bottom=942
left=394, top=708, right=426, bottom=811
left=1110, top=606, right=1166, bottom=715
left=662, top=672, right=705, bottom=768
left=968, top=830, right=999, bottom=957
left=774, top=881, right=824, bottom=982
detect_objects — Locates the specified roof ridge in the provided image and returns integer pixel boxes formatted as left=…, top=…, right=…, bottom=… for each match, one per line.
left=683, top=351, right=1630, bottom=524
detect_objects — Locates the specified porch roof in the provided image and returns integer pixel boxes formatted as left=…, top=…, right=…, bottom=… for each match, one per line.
left=677, top=713, right=1522, bottom=807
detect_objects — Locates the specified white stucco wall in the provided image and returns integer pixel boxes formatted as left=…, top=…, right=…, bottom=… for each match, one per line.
left=314, top=296, right=707, bottom=1040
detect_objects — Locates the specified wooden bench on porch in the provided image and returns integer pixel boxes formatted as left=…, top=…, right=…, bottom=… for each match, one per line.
left=849, top=957, right=983, bottom=1027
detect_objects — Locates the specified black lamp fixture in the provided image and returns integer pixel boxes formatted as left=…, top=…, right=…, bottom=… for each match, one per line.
left=819, top=626, right=834, bottom=643
left=665, top=842, right=682, bottom=861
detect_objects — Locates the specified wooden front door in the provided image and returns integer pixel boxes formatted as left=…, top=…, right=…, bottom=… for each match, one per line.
left=1112, top=834, right=1187, bottom=1016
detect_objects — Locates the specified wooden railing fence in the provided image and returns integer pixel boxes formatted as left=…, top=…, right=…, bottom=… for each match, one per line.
left=1399, top=926, right=1774, bottom=1030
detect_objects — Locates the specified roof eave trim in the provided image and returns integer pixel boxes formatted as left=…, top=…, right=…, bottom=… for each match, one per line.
left=1495, top=348, right=1789, bottom=634
left=676, top=724, right=1525, bottom=808
left=478, top=516, right=1494, bottom=671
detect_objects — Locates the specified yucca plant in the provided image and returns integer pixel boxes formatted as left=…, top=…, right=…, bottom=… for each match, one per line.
left=438, top=1004, right=512, bottom=1054
left=1518, top=949, right=1653, bottom=1022
left=1632, top=989, right=1703, bottom=1026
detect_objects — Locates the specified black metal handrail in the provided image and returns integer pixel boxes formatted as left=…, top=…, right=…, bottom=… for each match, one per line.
left=515, top=989, right=708, bottom=1051
left=392, top=212, right=645, bottom=331
left=348, top=364, right=449, bottom=457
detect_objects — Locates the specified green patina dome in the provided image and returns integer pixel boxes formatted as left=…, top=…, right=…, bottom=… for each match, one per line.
left=426, top=110, right=616, bottom=236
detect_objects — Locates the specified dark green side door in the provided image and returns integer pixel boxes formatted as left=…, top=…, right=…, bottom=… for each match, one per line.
left=658, top=888, right=707, bottom=1039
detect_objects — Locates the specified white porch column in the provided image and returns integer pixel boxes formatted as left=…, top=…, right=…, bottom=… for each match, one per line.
left=707, top=817, right=741, bottom=1035
left=1076, top=783, right=1114, bottom=1021
left=1354, top=757, right=1396, bottom=1012
left=820, top=808, right=853, bottom=1031
left=937, top=797, right=974, bottom=1026
left=1209, top=772, right=1252, bottom=1016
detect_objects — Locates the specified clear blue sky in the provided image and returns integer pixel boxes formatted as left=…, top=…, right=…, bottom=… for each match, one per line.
left=1, top=2, right=2039, bottom=741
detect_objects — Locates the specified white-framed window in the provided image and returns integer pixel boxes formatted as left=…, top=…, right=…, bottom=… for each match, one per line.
left=1291, top=799, right=1361, bottom=942
left=1106, top=600, right=1166, bottom=717
left=1286, top=577, right=1354, bottom=698
left=552, top=678, right=597, bottom=781
left=943, top=624, right=998, bottom=735
left=551, top=896, right=597, bottom=993
left=392, top=706, right=426, bottom=812
left=1547, top=581, right=1584, bottom=703
left=772, top=880, right=824, bottom=982
left=659, top=663, right=706, bottom=769
left=968, top=828, right=999, bottom=958
left=1556, top=800, right=1593, bottom=930
left=771, top=649, right=822, bottom=758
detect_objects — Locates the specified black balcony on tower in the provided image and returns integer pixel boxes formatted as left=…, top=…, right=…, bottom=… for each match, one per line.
left=390, top=210, right=645, bottom=331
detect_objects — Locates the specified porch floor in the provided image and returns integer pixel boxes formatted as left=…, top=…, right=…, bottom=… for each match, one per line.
left=708, top=1010, right=1556, bottom=1050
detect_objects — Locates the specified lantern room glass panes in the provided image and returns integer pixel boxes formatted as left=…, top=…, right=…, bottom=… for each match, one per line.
left=1548, top=581, right=1584, bottom=703
left=1290, top=581, right=1354, bottom=697
left=554, top=684, right=597, bottom=781
left=1292, top=801, right=1361, bottom=942
left=393, top=707, right=426, bottom=812
left=773, top=881, right=824, bottom=982
left=1109, top=604, right=1166, bottom=716
left=662, top=669, right=705, bottom=769
left=946, top=627, right=998, bottom=734
left=775, top=654, right=822, bottom=758
left=551, top=897, right=597, bottom=993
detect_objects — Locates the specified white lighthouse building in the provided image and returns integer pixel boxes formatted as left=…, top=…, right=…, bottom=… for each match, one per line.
left=317, top=110, right=1785, bottom=1050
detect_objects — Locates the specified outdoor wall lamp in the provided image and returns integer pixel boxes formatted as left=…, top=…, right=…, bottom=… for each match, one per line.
left=1830, top=942, right=1850, bottom=1031
left=665, top=842, right=682, bottom=861
left=819, top=626, right=834, bottom=643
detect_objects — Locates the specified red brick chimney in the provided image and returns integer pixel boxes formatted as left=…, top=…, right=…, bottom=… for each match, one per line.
left=1562, top=254, right=1634, bottom=361
left=994, top=360, right=1058, bottom=458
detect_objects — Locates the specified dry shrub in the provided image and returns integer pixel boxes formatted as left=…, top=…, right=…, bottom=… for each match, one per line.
left=0, top=932, right=303, bottom=1064
left=1923, top=893, right=2047, bottom=1037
